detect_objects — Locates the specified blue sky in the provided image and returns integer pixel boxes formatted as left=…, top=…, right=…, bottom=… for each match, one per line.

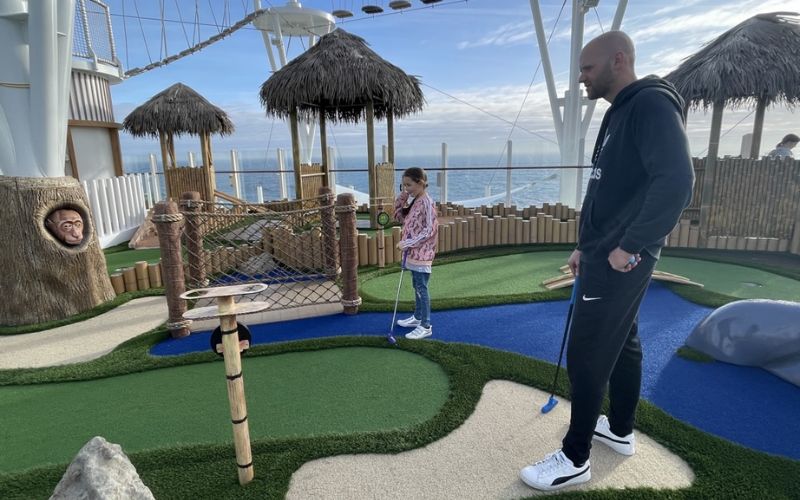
left=106, top=0, right=797, bottom=164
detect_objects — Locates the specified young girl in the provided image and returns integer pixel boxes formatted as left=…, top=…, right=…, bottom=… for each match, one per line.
left=393, top=167, right=439, bottom=340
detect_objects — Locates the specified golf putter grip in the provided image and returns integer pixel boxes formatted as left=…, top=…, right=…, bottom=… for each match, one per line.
left=569, top=276, right=579, bottom=304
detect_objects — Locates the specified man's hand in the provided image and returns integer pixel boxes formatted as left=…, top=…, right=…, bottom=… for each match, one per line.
left=608, top=247, right=640, bottom=272
left=568, top=249, right=581, bottom=276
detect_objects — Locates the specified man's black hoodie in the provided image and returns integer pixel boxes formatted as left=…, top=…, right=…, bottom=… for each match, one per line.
left=578, top=76, right=694, bottom=261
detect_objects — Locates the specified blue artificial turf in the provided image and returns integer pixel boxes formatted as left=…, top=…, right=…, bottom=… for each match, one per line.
left=152, top=282, right=800, bottom=461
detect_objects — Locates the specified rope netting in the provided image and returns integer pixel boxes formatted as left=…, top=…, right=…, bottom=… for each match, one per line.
left=180, top=195, right=341, bottom=310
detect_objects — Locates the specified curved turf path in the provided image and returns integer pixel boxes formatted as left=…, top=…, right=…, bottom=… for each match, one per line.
left=361, top=252, right=800, bottom=301
left=0, top=348, right=449, bottom=474
left=153, top=282, right=800, bottom=461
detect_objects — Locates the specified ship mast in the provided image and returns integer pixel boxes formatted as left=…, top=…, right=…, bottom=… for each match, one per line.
left=529, top=0, right=628, bottom=208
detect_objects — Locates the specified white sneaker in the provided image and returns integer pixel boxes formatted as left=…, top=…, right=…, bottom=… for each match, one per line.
left=397, top=316, right=421, bottom=328
left=519, top=450, right=590, bottom=491
left=405, top=325, right=432, bottom=340
left=593, top=415, right=636, bottom=456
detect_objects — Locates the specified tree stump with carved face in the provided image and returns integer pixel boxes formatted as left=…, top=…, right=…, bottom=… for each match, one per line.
left=0, top=176, right=115, bottom=326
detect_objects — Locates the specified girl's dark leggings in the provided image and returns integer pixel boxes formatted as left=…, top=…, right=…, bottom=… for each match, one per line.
left=561, top=254, right=657, bottom=466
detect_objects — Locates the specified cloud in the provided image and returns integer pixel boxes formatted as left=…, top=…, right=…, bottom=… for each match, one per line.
left=457, top=20, right=534, bottom=49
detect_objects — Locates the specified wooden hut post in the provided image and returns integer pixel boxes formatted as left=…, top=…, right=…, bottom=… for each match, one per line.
left=335, top=193, right=360, bottom=314
left=699, top=100, right=724, bottom=244
left=366, top=101, right=377, bottom=227
left=749, top=98, right=766, bottom=159
left=153, top=201, right=191, bottom=338
left=159, top=130, right=172, bottom=171
left=319, top=110, right=329, bottom=187
left=387, top=109, right=395, bottom=165
left=290, top=109, right=303, bottom=199
left=199, top=131, right=216, bottom=202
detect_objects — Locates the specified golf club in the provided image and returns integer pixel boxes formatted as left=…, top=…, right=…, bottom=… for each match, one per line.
left=387, top=251, right=408, bottom=345
left=541, top=275, right=580, bottom=414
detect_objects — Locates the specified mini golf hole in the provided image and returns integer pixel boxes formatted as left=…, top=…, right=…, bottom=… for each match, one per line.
left=741, top=281, right=764, bottom=288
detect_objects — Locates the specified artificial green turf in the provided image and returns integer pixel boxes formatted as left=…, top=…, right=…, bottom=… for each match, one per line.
left=363, top=251, right=570, bottom=299
left=1, top=336, right=797, bottom=499
left=104, top=248, right=162, bottom=273
left=359, top=250, right=800, bottom=309
left=655, top=256, right=800, bottom=301
left=3, top=246, right=800, bottom=497
left=0, top=347, right=448, bottom=474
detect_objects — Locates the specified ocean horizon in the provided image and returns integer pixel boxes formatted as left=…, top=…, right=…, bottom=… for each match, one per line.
left=123, top=151, right=590, bottom=208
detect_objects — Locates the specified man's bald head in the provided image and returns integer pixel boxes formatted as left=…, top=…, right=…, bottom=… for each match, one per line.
left=579, top=31, right=638, bottom=102
left=585, top=31, right=635, bottom=66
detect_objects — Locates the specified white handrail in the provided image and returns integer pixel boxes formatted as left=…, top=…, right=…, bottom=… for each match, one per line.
left=82, top=173, right=155, bottom=248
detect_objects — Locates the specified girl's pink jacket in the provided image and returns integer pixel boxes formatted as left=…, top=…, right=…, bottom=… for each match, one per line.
left=393, top=191, right=439, bottom=267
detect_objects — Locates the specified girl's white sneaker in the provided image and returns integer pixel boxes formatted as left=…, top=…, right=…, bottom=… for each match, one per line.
left=397, top=316, right=421, bottom=327
left=405, top=325, right=432, bottom=339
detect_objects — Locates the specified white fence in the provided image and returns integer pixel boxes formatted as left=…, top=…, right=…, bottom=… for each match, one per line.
left=82, top=173, right=161, bottom=248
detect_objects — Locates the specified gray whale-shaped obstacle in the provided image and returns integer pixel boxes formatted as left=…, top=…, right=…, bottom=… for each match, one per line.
left=686, top=299, right=800, bottom=387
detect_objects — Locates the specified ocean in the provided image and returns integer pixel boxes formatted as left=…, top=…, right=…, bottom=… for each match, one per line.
left=123, top=151, right=590, bottom=208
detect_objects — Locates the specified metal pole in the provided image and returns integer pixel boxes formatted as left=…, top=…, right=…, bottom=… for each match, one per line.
left=506, top=140, right=513, bottom=206
left=149, top=153, right=161, bottom=202
left=529, top=0, right=564, bottom=144
left=441, top=142, right=448, bottom=204
left=328, top=146, right=337, bottom=190
left=230, top=149, right=241, bottom=200
left=277, top=148, right=288, bottom=200
left=559, top=0, right=586, bottom=209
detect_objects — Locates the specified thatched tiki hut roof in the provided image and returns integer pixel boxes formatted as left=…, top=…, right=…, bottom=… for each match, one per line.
left=665, top=11, right=800, bottom=246
left=259, top=28, right=424, bottom=200
left=665, top=12, right=800, bottom=158
left=123, top=83, right=234, bottom=201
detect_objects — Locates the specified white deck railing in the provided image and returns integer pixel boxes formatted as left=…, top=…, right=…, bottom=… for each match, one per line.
left=82, top=173, right=161, bottom=248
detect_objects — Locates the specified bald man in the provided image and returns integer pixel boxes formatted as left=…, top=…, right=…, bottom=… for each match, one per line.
left=520, top=31, right=694, bottom=491
left=46, top=209, right=85, bottom=246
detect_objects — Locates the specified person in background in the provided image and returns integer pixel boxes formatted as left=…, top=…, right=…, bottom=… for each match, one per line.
left=767, top=133, right=799, bottom=158
left=393, top=167, right=439, bottom=340
left=519, top=30, right=694, bottom=492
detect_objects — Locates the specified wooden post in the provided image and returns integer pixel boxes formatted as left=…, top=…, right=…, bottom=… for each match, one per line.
left=181, top=284, right=269, bottom=486
left=134, top=261, right=150, bottom=290
left=319, top=111, right=329, bottom=187
left=335, top=194, right=361, bottom=313
left=377, top=228, right=385, bottom=268
left=218, top=295, right=254, bottom=485
left=750, top=98, right=766, bottom=159
left=387, top=109, right=395, bottom=165
left=699, top=100, right=724, bottom=245
left=153, top=201, right=190, bottom=338
left=290, top=109, right=303, bottom=199
left=366, top=101, right=376, bottom=227
left=180, top=191, right=207, bottom=287
left=319, top=186, right=338, bottom=277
